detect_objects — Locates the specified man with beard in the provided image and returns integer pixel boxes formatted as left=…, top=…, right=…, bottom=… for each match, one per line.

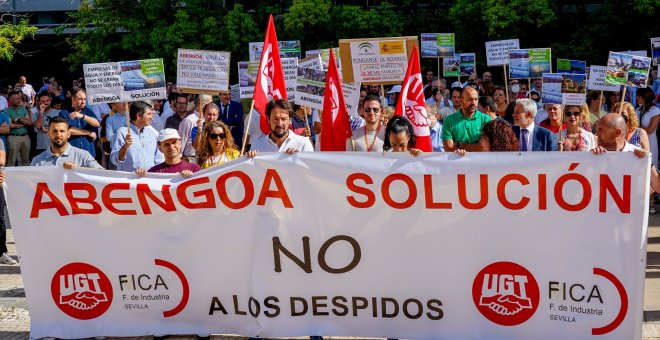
left=29, top=116, right=102, bottom=168
left=247, top=99, right=313, bottom=155
left=442, top=87, right=492, bottom=151
left=346, top=94, right=385, bottom=152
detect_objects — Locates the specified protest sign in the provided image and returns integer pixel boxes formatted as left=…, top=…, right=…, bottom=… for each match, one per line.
left=557, top=59, right=587, bottom=74
left=298, top=55, right=323, bottom=71
left=588, top=66, right=620, bottom=92
left=7, top=152, right=648, bottom=340
left=230, top=84, right=240, bottom=103
left=509, top=48, right=552, bottom=79
left=443, top=55, right=460, bottom=77
left=420, top=33, right=455, bottom=58
left=542, top=73, right=587, bottom=105
left=238, top=58, right=298, bottom=100
left=249, top=40, right=301, bottom=61
left=176, top=49, right=230, bottom=94
left=84, top=59, right=166, bottom=104
left=295, top=66, right=360, bottom=113
left=320, top=48, right=342, bottom=71
left=651, top=37, right=660, bottom=66
left=606, top=52, right=652, bottom=87
left=485, top=39, right=520, bottom=66
left=339, top=36, right=418, bottom=84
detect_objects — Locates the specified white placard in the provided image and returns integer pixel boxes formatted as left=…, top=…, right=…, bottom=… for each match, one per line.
left=238, top=58, right=298, bottom=100
left=348, top=39, right=408, bottom=83
left=588, top=66, right=620, bottom=92
left=176, top=49, right=230, bottom=93
left=84, top=59, right=167, bottom=104
left=485, top=39, right=520, bottom=66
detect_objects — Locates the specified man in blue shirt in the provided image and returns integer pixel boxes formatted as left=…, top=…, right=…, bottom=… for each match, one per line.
left=111, top=101, right=164, bottom=172
left=63, top=88, right=100, bottom=158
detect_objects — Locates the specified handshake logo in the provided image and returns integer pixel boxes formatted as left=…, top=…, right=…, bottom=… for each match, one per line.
left=472, top=261, right=539, bottom=326
left=51, top=263, right=113, bottom=320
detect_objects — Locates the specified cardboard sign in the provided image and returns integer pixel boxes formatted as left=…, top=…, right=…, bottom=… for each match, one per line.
left=588, top=66, right=620, bottom=92
left=249, top=40, right=301, bottom=62
left=339, top=36, right=418, bottom=84
left=485, top=39, right=520, bottom=66
left=606, top=52, right=652, bottom=87
left=420, top=33, right=455, bottom=58
left=556, top=59, right=587, bottom=74
left=509, top=48, right=552, bottom=79
left=176, top=49, right=230, bottom=94
left=84, top=59, right=166, bottom=104
left=295, top=66, right=360, bottom=114
left=542, top=73, right=587, bottom=105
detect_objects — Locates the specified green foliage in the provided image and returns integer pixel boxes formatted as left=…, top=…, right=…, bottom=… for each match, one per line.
left=0, top=18, right=37, bottom=61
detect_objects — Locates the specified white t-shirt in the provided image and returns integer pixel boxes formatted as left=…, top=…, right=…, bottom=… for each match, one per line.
left=251, top=131, right=314, bottom=153
left=0, top=96, right=7, bottom=111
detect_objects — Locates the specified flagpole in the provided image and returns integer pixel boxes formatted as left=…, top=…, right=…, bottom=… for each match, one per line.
left=241, top=100, right=256, bottom=155
left=381, top=85, right=387, bottom=107
left=504, top=64, right=510, bottom=104
left=618, top=86, right=627, bottom=115
left=124, top=102, right=131, bottom=137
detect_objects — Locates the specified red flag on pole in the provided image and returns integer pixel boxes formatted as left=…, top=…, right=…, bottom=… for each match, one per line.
left=321, top=49, right=352, bottom=151
left=253, top=15, right=287, bottom=135
left=394, top=45, right=432, bottom=152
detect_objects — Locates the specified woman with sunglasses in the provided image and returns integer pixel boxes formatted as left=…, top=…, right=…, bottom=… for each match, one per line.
left=195, top=120, right=240, bottom=169
left=560, top=105, right=596, bottom=152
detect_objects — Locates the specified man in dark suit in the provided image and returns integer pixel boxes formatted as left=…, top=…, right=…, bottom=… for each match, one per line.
left=512, top=98, right=557, bottom=151
left=217, top=90, right=244, bottom=149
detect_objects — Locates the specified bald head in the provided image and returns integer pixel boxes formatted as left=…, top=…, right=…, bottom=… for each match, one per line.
left=602, top=112, right=627, bottom=131
left=596, top=112, right=628, bottom=150
left=461, top=87, right=479, bottom=117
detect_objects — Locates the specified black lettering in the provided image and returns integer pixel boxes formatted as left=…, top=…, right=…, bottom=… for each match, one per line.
left=311, top=296, right=329, bottom=316
left=273, top=236, right=312, bottom=273
left=233, top=295, right=246, bottom=315
left=264, top=296, right=280, bottom=317
left=352, top=296, right=368, bottom=316
left=208, top=296, right=228, bottom=315
left=381, top=297, right=399, bottom=318
left=332, top=296, right=348, bottom=316
left=426, top=299, right=443, bottom=320
left=402, top=298, right=423, bottom=319
left=290, top=296, right=308, bottom=316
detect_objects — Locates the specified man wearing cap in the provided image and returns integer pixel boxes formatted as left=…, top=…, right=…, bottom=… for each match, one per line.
left=111, top=101, right=164, bottom=172
left=246, top=99, right=313, bottom=156
left=217, top=90, right=244, bottom=149
left=135, top=128, right=200, bottom=177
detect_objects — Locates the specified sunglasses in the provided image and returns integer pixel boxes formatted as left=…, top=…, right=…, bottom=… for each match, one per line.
left=209, top=133, right=226, bottom=140
left=364, top=107, right=381, bottom=113
left=565, top=111, right=581, bottom=117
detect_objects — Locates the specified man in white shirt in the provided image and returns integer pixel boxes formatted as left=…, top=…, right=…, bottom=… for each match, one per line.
left=16, top=76, right=36, bottom=107
left=247, top=99, right=314, bottom=155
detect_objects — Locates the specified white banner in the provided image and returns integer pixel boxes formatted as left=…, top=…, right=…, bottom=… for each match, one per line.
left=5, top=153, right=648, bottom=340
left=485, top=39, right=520, bottom=66
left=176, top=49, right=230, bottom=94
left=588, top=66, right=620, bottom=92
left=83, top=59, right=167, bottom=104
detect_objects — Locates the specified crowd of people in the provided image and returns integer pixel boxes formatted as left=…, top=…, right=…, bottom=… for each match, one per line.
left=0, top=68, right=659, bottom=267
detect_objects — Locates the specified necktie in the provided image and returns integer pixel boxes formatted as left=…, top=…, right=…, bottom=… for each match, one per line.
left=520, top=128, right=529, bottom=152
left=223, top=104, right=229, bottom=120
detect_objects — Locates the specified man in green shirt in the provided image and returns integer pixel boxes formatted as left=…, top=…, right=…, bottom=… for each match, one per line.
left=442, top=87, right=492, bottom=151
left=3, top=91, right=32, bottom=166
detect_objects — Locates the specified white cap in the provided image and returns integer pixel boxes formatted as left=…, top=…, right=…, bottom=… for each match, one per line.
left=157, top=128, right=180, bottom=142
left=387, top=85, right=402, bottom=93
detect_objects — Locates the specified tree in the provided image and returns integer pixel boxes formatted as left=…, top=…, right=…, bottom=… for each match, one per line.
left=0, top=12, right=37, bottom=61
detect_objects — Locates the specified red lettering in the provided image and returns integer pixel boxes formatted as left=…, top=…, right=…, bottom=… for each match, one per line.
left=257, top=169, right=293, bottom=208
left=101, top=183, right=137, bottom=215
left=30, top=182, right=69, bottom=218
left=136, top=184, right=175, bottom=214
left=216, top=171, right=254, bottom=209
left=382, top=174, right=416, bottom=209
left=496, top=174, right=530, bottom=210
left=424, top=174, right=452, bottom=209
left=538, top=174, right=547, bottom=210
left=346, top=173, right=375, bottom=208
left=457, top=174, right=488, bottom=210
left=176, top=176, right=216, bottom=209
left=64, top=183, right=102, bottom=215
left=599, top=174, right=631, bottom=213
left=554, top=173, right=591, bottom=211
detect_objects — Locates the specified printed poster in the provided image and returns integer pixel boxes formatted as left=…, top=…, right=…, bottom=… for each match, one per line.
left=485, top=39, right=520, bottom=66
left=238, top=58, right=298, bottom=100
left=347, top=39, right=408, bottom=83
left=542, top=73, right=587, bottom=105
left=509, top=48, right=552, bottom=79
left=84, top=59, right=166, bottom=104
left=176, top=49, right=230, bottom=94
left=606, top=52, right=652, bottom=87
left=587, top=66, right=620, bottom=92
left=295, top=66, right=360, bottom=114
left=557, top=59, right=587, bottom=74
left=420, top=33, right=455, bottom=58
left=249, top=40, right=301, bottom=62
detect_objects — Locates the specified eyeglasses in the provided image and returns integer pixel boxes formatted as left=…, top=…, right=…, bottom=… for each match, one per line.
left=209, top=133, right=226, bottom=140
left=565, top=111, right=581, bottom=117
left=364, top=107, right=380, bottom=113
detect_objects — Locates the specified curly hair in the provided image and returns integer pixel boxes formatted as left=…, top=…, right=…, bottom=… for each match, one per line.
left=612, top=101, right=639, bottom=131
left=195, top=120, right=237, bottom=167
left=383, top=116, right=415, bottom=151
left=481, top=120, right=519, bottom=152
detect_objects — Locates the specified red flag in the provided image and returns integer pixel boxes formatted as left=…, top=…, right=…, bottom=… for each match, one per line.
left=253, top=15, right=287, bottom=135
left=321, top=49, right=352, bottom=151
left=393, top=45, right=432, bottom=152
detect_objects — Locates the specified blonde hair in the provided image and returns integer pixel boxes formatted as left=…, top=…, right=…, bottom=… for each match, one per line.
left=195, top=120, right=237, bottom=167
left=382, top=106, right=395, bottom=124
left=612, top=101, right=639, bottom=131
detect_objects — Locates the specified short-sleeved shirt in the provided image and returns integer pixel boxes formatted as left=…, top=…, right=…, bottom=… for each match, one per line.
left=4, top=106, right=30, bottom=135
left=31, top=108, right=65, bottom=150
left=0, top=112, right=11, bottom=148
left=62, top=107, right=99, bottom=157
left=31, top=143, right=103, bottom=169
left=148, top=161, right=201, bottom=174
left=251, top=131, right=314, bottom=152
left=441, top=110, right=492, bottom=144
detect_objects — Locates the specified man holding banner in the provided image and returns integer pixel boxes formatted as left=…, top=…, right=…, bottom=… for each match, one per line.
left=247, top=99, right=313, bottom=155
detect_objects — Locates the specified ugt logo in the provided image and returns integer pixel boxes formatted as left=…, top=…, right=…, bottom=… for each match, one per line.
left=472, top=261, right=539, bottom=326
left=50, top=262, right=113, bottom=320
